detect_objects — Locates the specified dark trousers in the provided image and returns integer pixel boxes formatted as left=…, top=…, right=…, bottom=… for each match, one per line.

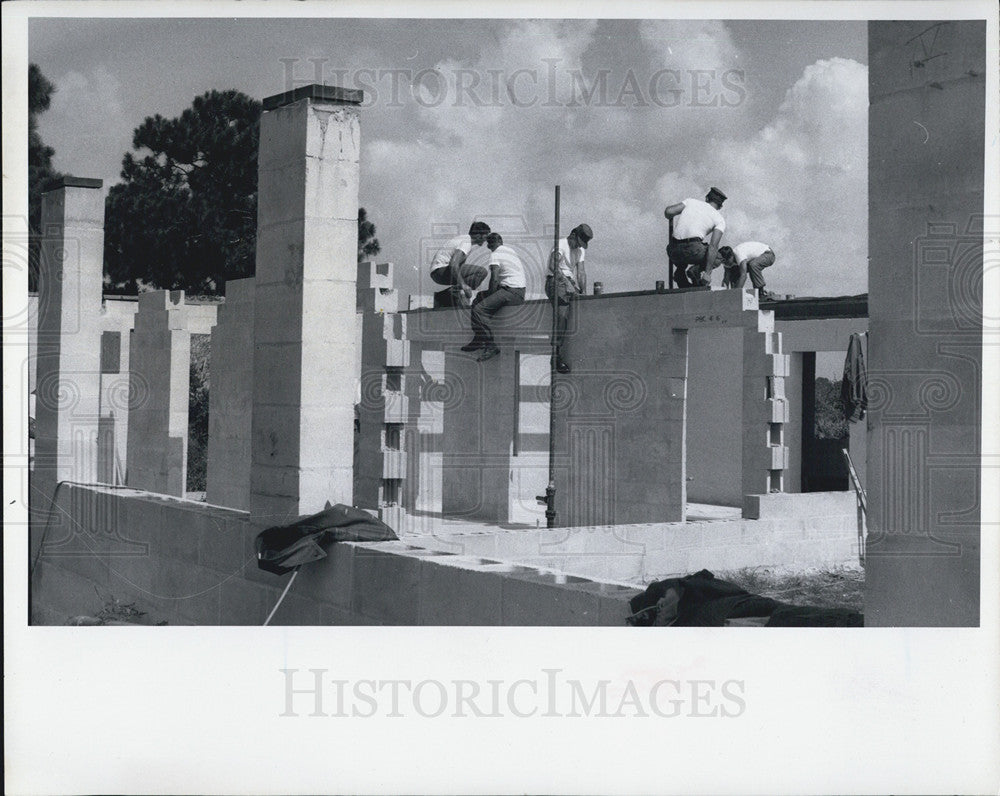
left=544, top=276, right=575, bottom=354
left=667, top=238, right=709, bottom=287
left=745, top=250, right=775, bottom=289
left=470, top=286, right=526, bottom=346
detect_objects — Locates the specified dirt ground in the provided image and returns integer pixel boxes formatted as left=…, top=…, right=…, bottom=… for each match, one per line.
left=721, top=565, right=864, bottom=614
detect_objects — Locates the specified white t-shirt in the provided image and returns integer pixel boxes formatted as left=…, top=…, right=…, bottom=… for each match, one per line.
left=672, top=198, right=726, bottom=240
left=732, top=241, right=771, bottom=264
left=548, top=237, right=585, bottom=290
left=430, top=234, right=474, bottom=272
left=490, top=245, right=526, bottom=289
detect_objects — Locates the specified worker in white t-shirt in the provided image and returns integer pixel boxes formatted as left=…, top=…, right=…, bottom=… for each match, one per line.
left=429, top=221, right=491, bottom=306
left=464, top=233, right=528, bottom=361
left=664, top=187, right=727, bottom=287
left=545, top=223, right=593, bottom=374
left=720, top=241, right=776, bottom=298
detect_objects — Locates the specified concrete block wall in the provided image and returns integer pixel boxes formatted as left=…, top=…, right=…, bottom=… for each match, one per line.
left=379, top=287, right=786, bottom=528
left=206, top=278, right=255, bottom=509
left=125, top=291, right=191, bottom=496
left=29, top=484, right=638, bottom=626
left=408, top=492, right=862, bottom=584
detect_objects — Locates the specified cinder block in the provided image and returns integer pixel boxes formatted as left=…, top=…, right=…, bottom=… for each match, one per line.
left=219, top=576, right=272, bottom=625
left=31, top=560, right=106, bottom=620
left=769, top=398, right=789, bottom=423
left=768, top=445, right=789, bottom=469
left=155, top=558, right=223, bottom=625
left=351, top=545, right=422, bottom=624
left=197, top=512, right=253, bottom=574
left=264, top=585, right=325, bottom=625
left=418, top=558, right=504, bottom=625
left=290, top=541, right=355, bottom=609
left=501, top=571, right=601, bottom=626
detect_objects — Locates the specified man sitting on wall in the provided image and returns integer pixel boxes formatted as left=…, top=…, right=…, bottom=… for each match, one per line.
left=721, top=241, right=777, bottom=299
left=462, top=233, right=528, bottom=362
left=664, top=187, right=727, bottom=287
left=429, top=221, right=491, bottom=307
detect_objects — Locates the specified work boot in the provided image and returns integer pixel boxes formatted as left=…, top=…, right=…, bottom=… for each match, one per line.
left=477, top=345, right=500, bottom=362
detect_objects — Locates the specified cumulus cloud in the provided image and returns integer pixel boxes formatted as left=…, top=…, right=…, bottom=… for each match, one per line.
left=688, top=57, right=869, bottom=296
left=365, top=24, right=866, bottom=302
left=39, top=65, right=129, bottom=185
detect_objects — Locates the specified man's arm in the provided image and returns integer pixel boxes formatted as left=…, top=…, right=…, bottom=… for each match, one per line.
left=664, top=202, right=685, bottom=219
left=705, top=229, right=723, bottom=272
left=576, top=260, right=587, bottom=295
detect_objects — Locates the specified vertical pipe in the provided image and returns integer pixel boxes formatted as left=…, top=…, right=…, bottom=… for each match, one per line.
left=668, top=217, right=675, bottom=289
left=546, top=186, right=561, bottom=528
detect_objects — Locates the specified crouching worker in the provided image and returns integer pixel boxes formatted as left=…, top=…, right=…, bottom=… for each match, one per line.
left=463, top=233, right=527, bottom=362
left=429, top=221, right=491, bottom=307
left=721, top=241, right=776, bottom=298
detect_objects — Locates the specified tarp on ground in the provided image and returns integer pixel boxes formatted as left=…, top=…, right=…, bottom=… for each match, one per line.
left=627, top=569, right=862, bottom=627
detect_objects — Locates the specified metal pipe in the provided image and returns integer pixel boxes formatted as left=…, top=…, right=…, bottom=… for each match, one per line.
left=546, top=185, right=560, bottom=529
left=668, top=217, right=675, bottom=289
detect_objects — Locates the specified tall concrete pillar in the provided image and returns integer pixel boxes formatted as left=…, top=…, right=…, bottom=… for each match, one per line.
left=125, top=290, right=191, bottom=496
left=32, top=177, right=105, bottom=507
left=206, top=278, right=255, bottom=510
left=865, top=21, right=985, bottom=626
left=250, top=85, right=363, bottom=525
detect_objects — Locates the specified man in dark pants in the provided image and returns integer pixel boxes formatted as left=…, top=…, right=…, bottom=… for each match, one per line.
left=545, top=224, right=593, bottom=373
left=664, top=187, right=727, bottom=287
left=463, top=233, right=527, bottom=362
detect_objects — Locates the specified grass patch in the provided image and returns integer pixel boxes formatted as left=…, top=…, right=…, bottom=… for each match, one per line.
left=721, top=565, right=864, bottom=613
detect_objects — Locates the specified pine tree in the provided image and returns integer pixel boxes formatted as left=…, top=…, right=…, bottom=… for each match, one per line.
left=28, top=63, right=64, bottom=292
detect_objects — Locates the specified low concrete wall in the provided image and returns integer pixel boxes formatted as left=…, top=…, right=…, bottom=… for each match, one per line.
left=410, top=492, right=862, bottom=584
left=29, top=484, right=637, bottom=626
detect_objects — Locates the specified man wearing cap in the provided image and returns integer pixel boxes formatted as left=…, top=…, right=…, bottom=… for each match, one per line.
left=463, top=233, right=528, bottom=361
left=721, top=241, right=777, bottom=297
left=664, top=187, right=727, bottom=287
left=429, top=221, right=491, bottom=306
left=545, top=223, right=593, bottom=374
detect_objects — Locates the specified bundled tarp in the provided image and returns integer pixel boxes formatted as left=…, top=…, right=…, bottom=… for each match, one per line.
left=627, top=569, right=862, bottom=627
left=255, top=503, right=397, bottom=576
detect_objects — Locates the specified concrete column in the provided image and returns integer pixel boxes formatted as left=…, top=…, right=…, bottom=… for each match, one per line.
left=125, top=291, right=191, bottom=496
left=32, top=177, right=105, bottom=507
left=865, top=21, right=985, bottom=626
left=206, top=278, right=255, bottom=509
left=250, top=85, right=363, bottom=524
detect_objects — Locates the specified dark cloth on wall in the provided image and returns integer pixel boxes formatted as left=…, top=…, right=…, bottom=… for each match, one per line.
left=256, top=503, right=397, bottom=576
left=842, top=333, right=868, bottom=422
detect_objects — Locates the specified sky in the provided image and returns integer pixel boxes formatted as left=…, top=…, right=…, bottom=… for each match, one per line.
left=29, top=17, right=869, bottom=299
